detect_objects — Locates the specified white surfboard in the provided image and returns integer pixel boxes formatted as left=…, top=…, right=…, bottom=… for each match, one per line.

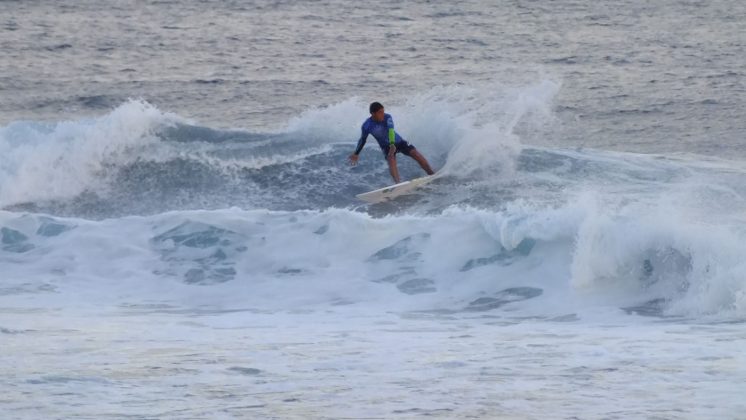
left=356, top=174, right=437, bottom=203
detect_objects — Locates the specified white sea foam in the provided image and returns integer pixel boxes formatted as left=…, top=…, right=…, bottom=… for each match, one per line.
left=0, top=100, right=183, bottom=206
left=1, top=199, right=744, bottom=319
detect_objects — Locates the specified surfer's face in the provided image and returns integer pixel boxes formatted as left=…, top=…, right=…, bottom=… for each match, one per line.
left=372, top=108, right=385, bottom=122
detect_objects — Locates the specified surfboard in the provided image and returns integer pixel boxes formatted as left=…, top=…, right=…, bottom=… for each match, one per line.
left=356, top=174, right=436, bottom=203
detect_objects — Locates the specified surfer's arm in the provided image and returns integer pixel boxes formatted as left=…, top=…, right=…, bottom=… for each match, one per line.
left=385, top=116, right=396, bottom=158
left=386, top=116, right=395, bottom=145
left=353, top=131, right=367, bottom=155
left=349, top=126, right=367, bottom=165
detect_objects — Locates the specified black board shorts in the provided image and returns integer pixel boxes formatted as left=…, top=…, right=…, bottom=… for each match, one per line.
left=381, top=140, right=416, bottom=158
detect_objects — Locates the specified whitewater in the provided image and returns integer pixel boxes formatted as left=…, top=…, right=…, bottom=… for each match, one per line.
left=2, top=1, right=746, bottom=419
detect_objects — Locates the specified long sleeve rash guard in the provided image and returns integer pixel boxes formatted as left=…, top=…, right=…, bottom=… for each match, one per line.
left=354, top=113, right=403, bottom=155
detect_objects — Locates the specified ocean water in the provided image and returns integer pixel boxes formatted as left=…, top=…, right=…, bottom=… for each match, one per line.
left=2, top=1, right=746, bottom=418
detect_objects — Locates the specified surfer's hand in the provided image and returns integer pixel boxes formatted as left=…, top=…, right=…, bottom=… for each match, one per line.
left=348, top=154, right=359, bottom=166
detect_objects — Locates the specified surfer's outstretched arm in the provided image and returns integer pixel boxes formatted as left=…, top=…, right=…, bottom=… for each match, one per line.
left=348, top=127, right=368, bottom=165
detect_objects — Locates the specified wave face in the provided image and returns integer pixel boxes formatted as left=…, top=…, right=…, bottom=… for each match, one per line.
left=0, top=82, right=558, bottom=216
left=0, top=82, right=746, bottom=319
left=2, top=83, right=746, bottom=321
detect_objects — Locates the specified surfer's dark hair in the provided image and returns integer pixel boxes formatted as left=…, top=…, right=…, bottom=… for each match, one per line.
left=369, top=102, right=383, bottom=114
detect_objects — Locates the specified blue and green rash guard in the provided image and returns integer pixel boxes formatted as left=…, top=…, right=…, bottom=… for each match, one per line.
left=353, top=113, right=403, bottom=155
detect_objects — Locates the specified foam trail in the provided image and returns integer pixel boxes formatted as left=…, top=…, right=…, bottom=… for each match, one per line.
left=422, top=80, right=559, bottom=177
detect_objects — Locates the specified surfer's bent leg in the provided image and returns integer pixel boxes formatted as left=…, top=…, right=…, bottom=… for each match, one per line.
left=394, top=141, right=434, bottom=175
left=408, top=148, right=435, bottom=175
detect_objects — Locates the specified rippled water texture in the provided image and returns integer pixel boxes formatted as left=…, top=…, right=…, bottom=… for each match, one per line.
left=1, top=0, right=745, bottom=156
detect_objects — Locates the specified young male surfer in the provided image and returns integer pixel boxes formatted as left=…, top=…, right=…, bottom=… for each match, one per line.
left=348, top=102, right=435, bottom=184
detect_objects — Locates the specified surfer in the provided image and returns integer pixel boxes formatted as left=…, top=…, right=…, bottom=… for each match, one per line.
left=348, top=102, right=435, bottom=184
